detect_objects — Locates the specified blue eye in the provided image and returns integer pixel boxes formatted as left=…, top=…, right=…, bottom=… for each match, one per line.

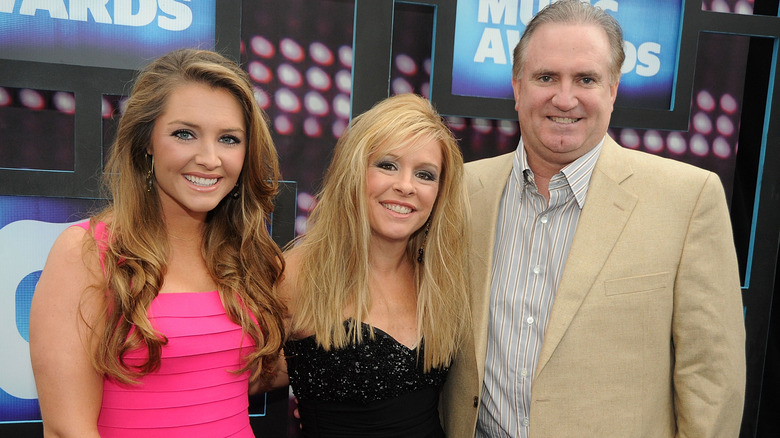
left=220, top=135, right=241, bottom=145
left=173, top=129, right=194, bottom=140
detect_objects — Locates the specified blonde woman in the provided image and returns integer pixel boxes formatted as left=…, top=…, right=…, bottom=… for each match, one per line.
left=278, top=93, right=470, bottom=437
left=30, top=49, right=285, bottom=437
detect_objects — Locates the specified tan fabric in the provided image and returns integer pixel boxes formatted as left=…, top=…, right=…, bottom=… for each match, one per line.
left=441, top=136, right=746, bottom=438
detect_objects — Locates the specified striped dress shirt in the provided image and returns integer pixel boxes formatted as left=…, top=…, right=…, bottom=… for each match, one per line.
left=475, top=138, right=603, bottom=438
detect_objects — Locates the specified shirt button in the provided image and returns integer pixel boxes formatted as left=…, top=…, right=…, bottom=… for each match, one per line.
left=540, top=215, right=548, bottom=224
left=522, top=418, right=530, bottom=427
left=521, top=368, right=528, bottom=377
left=532, top=265, right=541, bottom=274
left=526, top=316, right=534, bottom=324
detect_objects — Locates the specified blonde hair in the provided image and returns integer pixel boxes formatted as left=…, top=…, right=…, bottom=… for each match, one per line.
left=290, top=94, right=470, bottom=371
left=90, top=48, right=285, bottom=383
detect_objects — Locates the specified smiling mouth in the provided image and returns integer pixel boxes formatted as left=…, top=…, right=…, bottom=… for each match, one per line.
left=185, top=175, right=218, bottom=187
left=381, top=203, right=412, bottom=214
left=549, top=116, right=580, bottom=124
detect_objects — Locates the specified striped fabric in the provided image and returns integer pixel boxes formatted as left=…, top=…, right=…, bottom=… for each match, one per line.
left=476, top=139, right=603, bottom=438
left=98, top=291, right=255, bottom=438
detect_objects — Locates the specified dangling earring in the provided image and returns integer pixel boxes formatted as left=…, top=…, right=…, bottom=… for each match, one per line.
left=417, top=219, right=431, bottom=264
left=231, top=183, right=240, bottom=199
left=145, top=153, right=154, bottom=192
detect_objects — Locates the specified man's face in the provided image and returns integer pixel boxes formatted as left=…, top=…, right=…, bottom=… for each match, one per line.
left=513, top=22, right=619, bottom=174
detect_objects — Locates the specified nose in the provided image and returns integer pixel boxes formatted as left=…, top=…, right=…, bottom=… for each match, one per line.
left=551, top=82, right=578, bottom=111
left=393, top=171, right=416, bottom=196
left=194, top=141, right=221, bottom=169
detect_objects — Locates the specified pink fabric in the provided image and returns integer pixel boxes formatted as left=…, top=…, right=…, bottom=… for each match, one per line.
left=98, top=291, right=255, bottom=438
left=74, top=221, right=256, bottom=437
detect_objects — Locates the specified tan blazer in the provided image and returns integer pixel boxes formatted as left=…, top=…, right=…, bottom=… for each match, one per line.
left=441, top=136, right=746, bottom=437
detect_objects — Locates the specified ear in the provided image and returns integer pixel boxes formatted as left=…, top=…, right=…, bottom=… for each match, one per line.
left=609, top=79, right=620, bottom=104
left=511, top=78, right=522, bottom=111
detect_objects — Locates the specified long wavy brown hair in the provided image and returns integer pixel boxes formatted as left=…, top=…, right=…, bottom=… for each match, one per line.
left=87, top=48, right=285, bottom=384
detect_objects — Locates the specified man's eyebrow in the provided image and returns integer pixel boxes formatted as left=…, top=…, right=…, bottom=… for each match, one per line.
left=529, top=68, right=557, bottom=77
left=577, top=70, right=604, bottom=80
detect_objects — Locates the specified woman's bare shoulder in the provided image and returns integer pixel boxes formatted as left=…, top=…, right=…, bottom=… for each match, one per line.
left=48, top=225, right=94, bottom=267
left=38, top=224, right=105, bottom=299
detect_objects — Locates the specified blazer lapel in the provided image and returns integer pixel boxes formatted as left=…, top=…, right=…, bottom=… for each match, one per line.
left=535, top=138, right=637, bottom=375
left=467, top=153, right=514, bottom=380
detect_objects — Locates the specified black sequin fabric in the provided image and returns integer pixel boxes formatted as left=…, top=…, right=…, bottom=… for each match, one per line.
left=284, top=320, right=449, bottom=403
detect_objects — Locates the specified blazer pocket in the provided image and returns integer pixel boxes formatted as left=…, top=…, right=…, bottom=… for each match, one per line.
left=604, top=272, right=670, bottom=296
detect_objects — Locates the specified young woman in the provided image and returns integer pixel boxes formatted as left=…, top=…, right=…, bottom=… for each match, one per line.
left=30, top=49, right=285, bottom=438
left=278, top=93, right=470, bottom=437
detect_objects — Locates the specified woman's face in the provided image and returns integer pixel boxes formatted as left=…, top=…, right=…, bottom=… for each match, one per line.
left=365, top=137, right=443, bottom=246
left=147, top=82, right=246, bottom=221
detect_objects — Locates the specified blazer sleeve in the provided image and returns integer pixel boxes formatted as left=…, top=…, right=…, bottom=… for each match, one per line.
left=671, top=172, right=746, bottom=437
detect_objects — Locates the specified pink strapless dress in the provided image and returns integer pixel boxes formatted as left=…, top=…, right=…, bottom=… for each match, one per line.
left=96, top=290, right=256, bottom=438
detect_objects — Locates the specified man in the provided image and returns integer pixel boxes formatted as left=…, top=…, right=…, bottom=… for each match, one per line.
left=440, top=1, right=746, bottom=437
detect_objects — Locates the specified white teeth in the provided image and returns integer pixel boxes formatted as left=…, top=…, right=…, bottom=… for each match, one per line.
left=185, top=175, right=218, bottom=186
left=382, top=203, right=412, bottom=214
left=550, top=116, right=579, bottom=123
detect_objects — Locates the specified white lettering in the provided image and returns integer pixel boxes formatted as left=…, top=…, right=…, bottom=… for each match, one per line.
left=514, top=0, right=623, bottom=25
left=69, top=0, right=112, bottom=24
left=12, top=0, right=193, bottom=30
left=593, top=0, right=619, bottom=13
left=519, top=0, right=551, bottom=26
left=158, top=0, right=191, bottom=32
left=621, top=41, right=661, bottom=77
left=114, top=0, right=157, bottom=27
left=478, top=0, right=517, bottom=26
left=517, top=0, right=620, bottom=25
left=507, top=28, right=520, bottom=64
left=19, top=0, right=68, bottom=19
left=0, top=0, right=17, bottom=14
left=0, top=219, right=80, bottom=399
left=636, top=42, right=661, bottom=77
left=474, top=27, right=508, bottom=64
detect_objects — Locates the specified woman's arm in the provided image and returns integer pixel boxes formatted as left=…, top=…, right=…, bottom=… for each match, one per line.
left=30, top=226, right=105, bottom=438
left=249, top=353, right=289, bottom=394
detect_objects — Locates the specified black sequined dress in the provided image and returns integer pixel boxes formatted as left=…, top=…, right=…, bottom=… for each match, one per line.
left=284, top=320, right=448, bottom=437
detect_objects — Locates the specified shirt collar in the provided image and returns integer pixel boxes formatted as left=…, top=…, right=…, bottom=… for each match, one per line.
left=511, top=136, right=605, bottom=208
